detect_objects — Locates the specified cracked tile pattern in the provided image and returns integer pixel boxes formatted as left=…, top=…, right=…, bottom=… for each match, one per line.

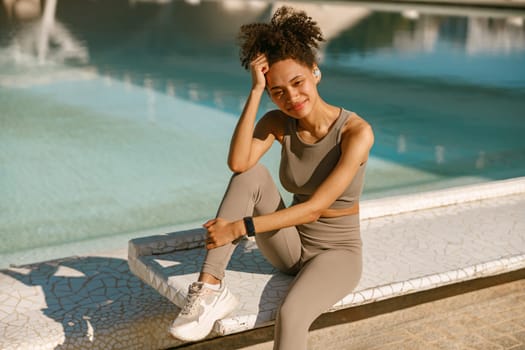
left=1, top=179, right=524, bottom=349
left=0, top=256, right=185, bottom=350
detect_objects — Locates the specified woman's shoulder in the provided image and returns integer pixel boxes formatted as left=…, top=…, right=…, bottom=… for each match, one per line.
left=341, top=111, right=374, bottom=143
left=263, top=109, right=289, bottom=122
left=258, top=109, right=290, bottom=142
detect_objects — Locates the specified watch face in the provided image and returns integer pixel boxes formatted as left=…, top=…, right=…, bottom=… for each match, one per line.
left=243, top=217, right=255, bottom=237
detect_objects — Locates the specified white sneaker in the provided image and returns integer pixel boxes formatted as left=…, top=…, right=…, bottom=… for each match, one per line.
left=169, top=281, right=238, bottom=341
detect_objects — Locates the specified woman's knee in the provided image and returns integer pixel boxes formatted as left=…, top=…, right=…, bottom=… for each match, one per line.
left=220, top=163, right=271, bottom=207
left=231, top=163, right=269, bottom=185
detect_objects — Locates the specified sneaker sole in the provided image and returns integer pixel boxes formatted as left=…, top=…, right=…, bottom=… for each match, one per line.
left=169, top=290, right=239, bottom=342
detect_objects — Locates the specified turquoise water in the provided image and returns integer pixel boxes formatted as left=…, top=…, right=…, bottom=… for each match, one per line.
left=1, top=1, right=524, bottom=268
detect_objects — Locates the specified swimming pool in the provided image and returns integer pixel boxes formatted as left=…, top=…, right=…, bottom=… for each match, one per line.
left=1, top=0, right=524, bottom=268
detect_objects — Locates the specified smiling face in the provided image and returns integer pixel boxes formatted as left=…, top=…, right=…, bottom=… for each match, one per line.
left=266, top=59, right=320, bottom=119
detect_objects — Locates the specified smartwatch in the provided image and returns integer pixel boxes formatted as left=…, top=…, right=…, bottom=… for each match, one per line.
left=243, top=217, right=256, bottom=237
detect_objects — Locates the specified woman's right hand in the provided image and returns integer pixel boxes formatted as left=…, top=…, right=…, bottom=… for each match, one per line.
left=250, top=54, right=269, bottom=91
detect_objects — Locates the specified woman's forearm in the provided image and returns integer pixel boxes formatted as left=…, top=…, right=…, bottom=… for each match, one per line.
left=227, top=88, right=265, bottom=172
left=256, top=202, right=321, bottom=232
left=231, top=201, right=323, bottom=238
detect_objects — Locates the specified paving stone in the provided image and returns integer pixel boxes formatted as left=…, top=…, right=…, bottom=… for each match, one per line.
left=288, top=280, right=525, bottom=350
left=491, top=336, right=522, bottom=348
left=418, top=329, right=448, bottom=343
left=513, top=331, right=525, bottom=344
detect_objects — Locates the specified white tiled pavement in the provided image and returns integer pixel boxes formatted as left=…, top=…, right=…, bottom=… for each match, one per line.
left=1, top=178, right=524, bottom=350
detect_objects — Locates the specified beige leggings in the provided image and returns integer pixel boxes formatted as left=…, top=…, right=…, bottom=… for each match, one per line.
left=202, top=163, right=362, bottom=350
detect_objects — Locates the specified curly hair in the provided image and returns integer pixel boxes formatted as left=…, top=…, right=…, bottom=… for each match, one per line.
left=238, top=6, right=324, bottom=69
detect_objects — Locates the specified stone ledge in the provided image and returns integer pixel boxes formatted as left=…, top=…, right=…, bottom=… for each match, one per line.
left=128, top=177, right=525, bottom=345
left=360, top=176, right=525, bottom=219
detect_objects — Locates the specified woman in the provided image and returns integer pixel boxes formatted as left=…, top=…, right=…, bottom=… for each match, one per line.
left=169, top=6, right=374, bottom=349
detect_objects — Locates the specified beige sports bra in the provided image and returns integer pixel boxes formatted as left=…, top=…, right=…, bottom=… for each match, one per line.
left=279, top=108, right=366, bottom=209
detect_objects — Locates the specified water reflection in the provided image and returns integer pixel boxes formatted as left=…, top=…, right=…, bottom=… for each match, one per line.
left=1, top=0, right=524, bottom=266
left=326, top=10, right=525, bottom=57
left=1, top=1, right=524, bottom=176
left=2, top=0, right=88, bottom=65
left=1, top=3, right=524, bottom=179
left=2, top=1, right=524, bottom=87
left=466, top=17, right=525, bottom=54
left=2, top=0, right=41, bottom=20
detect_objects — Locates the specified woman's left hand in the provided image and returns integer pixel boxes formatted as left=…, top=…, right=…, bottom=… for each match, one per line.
left=203, top=218, right=241, bottom=250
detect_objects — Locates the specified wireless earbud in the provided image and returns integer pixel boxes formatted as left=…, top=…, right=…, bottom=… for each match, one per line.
left=313, top=68, right=321, bottom=77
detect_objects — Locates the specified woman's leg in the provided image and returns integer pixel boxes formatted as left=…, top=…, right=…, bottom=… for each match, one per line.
left=273, top=249, right=362, bottom=350
left=170, top=164, right=302, bottom=341
left=202, top=163, right=302, bottom=280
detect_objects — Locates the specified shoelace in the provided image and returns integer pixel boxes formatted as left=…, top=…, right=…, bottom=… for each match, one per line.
left=180, top=283, right=204, bottom=316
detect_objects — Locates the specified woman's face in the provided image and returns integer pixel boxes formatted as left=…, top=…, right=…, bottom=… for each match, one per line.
left=265, top=59, right=320, bottom=119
